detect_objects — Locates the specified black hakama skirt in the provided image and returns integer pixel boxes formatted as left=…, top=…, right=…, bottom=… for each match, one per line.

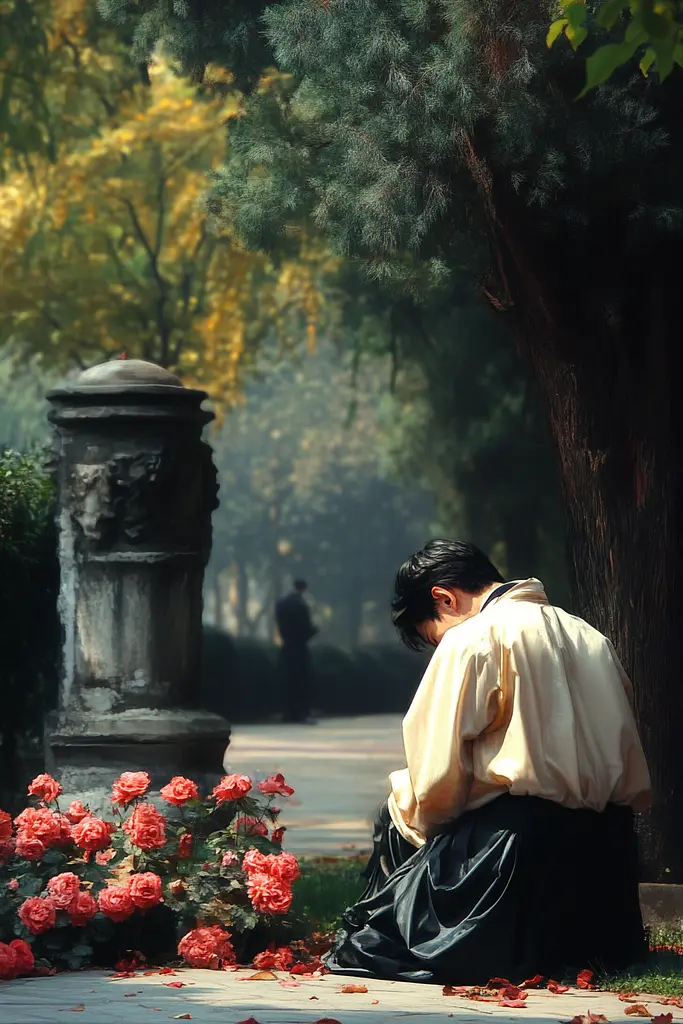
left=324, top=794, right=647, bottom=984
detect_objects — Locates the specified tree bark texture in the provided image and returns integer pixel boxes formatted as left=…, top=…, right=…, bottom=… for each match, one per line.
left=472, top=148, right=683, bottom=881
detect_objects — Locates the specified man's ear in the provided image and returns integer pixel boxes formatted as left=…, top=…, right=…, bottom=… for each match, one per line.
left=431, top=586, right=455, bottom=611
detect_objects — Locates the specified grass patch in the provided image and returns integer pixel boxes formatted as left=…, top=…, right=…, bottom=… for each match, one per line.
left=292, top=855, right=366, bottom=935
left=600, top=964, right=683, bottom=997
left=598, top=929, right=683, bottom=996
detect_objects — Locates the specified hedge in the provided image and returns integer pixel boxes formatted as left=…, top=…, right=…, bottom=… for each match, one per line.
left=201, top=627, right=428, bottom=723
left=0, top=448, right=60, bottom=811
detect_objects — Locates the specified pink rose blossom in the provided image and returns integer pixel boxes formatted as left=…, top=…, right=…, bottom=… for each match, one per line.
left=68, top=890, right=98, bottom=926
left=246, top=872, right=293, bottom=915
left=71, top=815, right=113, bottom=853
left=111, top=771, right=151, bottom=806
left=160, top=776, right=199, bottom=806
left=65, top=800, right=89, bottom=825
left=128, top=872, right=164, bottom=910
left=257, top=773, right=295, bottom=797
left=18, top=896, right=56, bottom=935
left=211, top=773, right=252, bottom=804
left=46, top=872, right=81, bottom=910
left=27, top=773, right=62, bottom=804
left=98, top=886, right=134, bottom=922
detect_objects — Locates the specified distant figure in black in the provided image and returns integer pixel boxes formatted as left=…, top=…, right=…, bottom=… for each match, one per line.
left=275, top=579, right=318, bottom=725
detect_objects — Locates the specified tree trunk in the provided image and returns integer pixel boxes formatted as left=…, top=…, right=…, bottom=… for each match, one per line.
left=528, top=342, right=682, bottom=883
left=471, top=147, right=683, bottom=881
left=233, top=560, right=249, bottom=636
left=212, top=571, right=224, bottom=630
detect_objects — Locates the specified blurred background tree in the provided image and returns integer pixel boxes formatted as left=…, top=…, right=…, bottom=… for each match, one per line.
left=0, top=0, right=330, bottom=404
left=0, top=0, right=570, bottom=797
left=207, top=340, right=436, bottom=648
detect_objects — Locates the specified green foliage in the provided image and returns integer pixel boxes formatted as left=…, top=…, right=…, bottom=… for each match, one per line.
left=201, top=628, right=428, bottom=721
left=0, top=447, right=59, bottom=810
left=378, top=295, right=570, bottom=600
left=98, top=0, right=273, bottom=93
left=102, top=0, right=682, bottom=301
left=549, top=1, right=683, bottom=92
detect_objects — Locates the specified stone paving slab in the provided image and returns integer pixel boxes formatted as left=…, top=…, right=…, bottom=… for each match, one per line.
left=0, top=969, right=671, bottom=1024
left=223, top=715, right=405, bottom=856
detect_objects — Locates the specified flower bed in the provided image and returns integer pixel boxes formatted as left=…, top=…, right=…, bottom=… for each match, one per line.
left=0, top=770, right=324, bottom=981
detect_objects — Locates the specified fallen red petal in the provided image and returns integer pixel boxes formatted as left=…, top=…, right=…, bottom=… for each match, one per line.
left=619, top=994, right=639, bottom=1002
left=291, top=962, right=321, bottom=975
left=247, top=970, right=278, bottom=981
left=577, top=970, right=596, bottom=990
left=499, top=999, right=528, bottom=1008
left=548, top=981, right=570, bottom=994
left=651, top=1015, right=674, bottom=1024
left=501, top=987, right=527, bottom=1001
left=341, top=984, right=369, bottom=993
left=521, top=975, right=544, bottom=989
left=166, top=982, right=185, bottom=988
left=625, top=1006, right=652, bottom=1018
left=487, top=977, right=512, bottom=988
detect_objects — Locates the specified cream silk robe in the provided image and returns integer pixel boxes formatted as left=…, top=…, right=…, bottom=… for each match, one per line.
left=388, top=579, right=652, bottom=847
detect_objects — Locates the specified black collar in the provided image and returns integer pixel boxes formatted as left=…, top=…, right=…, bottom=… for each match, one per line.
left=480, top=581, right=517, bottom=612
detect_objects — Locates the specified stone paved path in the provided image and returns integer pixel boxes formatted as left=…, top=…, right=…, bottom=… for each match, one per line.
left=223, top=715, right=405, bottom=856
left=0, top=968, right=667, bottom=1024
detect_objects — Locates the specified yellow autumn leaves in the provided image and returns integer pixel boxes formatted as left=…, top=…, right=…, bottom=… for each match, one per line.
left=0, top=0, right=333, bottom=409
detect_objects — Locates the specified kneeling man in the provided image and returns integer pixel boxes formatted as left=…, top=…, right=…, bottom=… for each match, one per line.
left=326, top=540, right=651, bottom=984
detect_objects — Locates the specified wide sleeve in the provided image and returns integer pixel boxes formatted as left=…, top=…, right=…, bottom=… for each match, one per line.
left=388, top=630, right=503, bottom=844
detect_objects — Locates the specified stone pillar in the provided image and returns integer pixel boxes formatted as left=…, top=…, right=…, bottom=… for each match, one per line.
left=44, top=359, right=230, bottom=808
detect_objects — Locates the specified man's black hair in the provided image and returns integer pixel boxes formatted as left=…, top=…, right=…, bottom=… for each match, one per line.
left=392, top=539, right=505, bottom=651
left=294, top=579, right=308, bottom=592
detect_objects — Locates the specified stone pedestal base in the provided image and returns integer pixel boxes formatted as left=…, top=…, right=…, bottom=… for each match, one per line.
left=45, top=707, right=231, bottom=815
left=639, top=882, right=683, bottom=930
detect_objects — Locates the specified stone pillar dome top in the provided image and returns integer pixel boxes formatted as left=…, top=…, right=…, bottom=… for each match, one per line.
left=76, top=359, right=183, bottom=389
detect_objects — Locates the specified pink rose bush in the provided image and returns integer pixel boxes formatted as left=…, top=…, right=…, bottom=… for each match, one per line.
left=0, top=768, right=304, bottom=977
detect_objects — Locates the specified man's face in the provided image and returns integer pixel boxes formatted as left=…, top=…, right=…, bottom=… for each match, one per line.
left=416, top=586, right=481, bottom=648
